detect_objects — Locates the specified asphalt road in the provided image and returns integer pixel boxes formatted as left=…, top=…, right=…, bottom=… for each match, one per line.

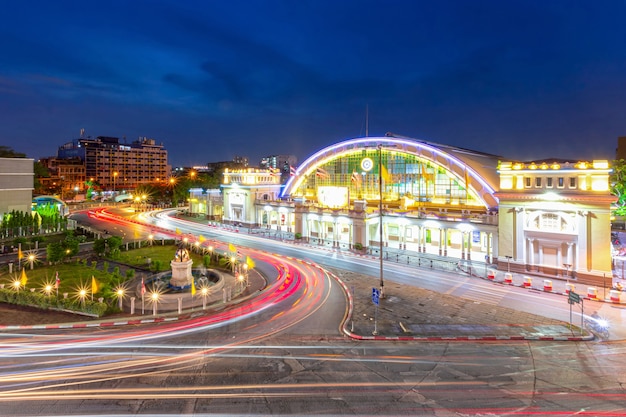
left=1, top=208, right=624, bottom=416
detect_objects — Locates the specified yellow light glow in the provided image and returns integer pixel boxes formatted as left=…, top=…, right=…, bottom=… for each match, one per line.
left=529, top=163, right=538, bottom=170
left=499, top=162, right=512, bottom=170
left=512, top=163, right=523, bottom=170
left=500, top=175, right=513, bottom=190
left=592, top=160, right=609, bottom=169
left=550, top=163, right=560, bottom=170
left=591, top=175, right=609, bottom=191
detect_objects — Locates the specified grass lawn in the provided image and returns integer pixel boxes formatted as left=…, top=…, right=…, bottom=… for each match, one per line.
left=1, top=261, right=119, bottom=296
left=114, top=244, right=208, bottom=269
left=0, top=244, right=222, bottom=299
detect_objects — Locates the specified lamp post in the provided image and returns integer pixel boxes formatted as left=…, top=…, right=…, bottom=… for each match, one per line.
left=505, top=255, right=512, bottom=272
left=563, top=263, right=571, bottom=284
left=201, top=286, right=209, bottom=310
left=44, top=284, right=53, bottom=298
left=116, top=288, right=125, bottom=310
left=79, top=289, right=87, bottom=307
left=151, top=292, right=159, bottom=316
left=28, top=254, right=35, bottom=270
left=238, top=274, right=245, bottom=292
left=378, top=144, right=385, bottom=298
left=113, top=171, right=118, bottom=193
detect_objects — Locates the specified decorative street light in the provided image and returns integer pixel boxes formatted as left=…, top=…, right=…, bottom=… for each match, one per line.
left=201, top=286, right=209, bottom=310
left=243, top=263, right=249, bottom=286
left=79, top=289, right=87, bottom=307
left=151, top=292, right=160, bottom=316
left=238, top=274, right=245, bottom=292
left=44, top=284, right=53, bottom=297
left=116, top=287, right=125, bottom=310
left=28, top=253, right=35, bottom=270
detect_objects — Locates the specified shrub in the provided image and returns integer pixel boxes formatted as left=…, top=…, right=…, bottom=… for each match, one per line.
left=354, top=242, right=363, bottom=250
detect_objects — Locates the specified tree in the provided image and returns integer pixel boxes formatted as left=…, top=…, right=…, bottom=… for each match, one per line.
left=0, top=146, right=26, bottom=158
left=33, top=161, right=50, bottom=195
left=611, top=159, right=626, bottom=216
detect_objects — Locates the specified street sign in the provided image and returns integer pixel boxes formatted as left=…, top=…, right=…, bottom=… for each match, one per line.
left=372, top=288, right=380, bottom=305
left=568, top=291, right=581, bottom=304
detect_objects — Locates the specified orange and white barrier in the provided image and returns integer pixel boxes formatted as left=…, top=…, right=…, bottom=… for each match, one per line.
left=504, top=273, right=513, bottom=284
left=487, top=269, right=496, bottom=280
left=523, top=276, right=532, bottom=288
left=565, top=283, right=575, bottom=294
left=543, top=279, right=553, bottom=292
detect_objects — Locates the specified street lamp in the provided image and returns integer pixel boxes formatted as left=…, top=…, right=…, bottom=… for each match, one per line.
left=151, top=292, right=160, bottom=316
left=230, top=256, right=237, bottom=274
left=113, top=171, right=118, bottom=193
left=79, top=289, right=87, bottom=307
left=238, top=274, right=245, bottom=292
left=243, top=263, right=249, bottom=285
left=563, top=263, right=571, bottom=284
left=377, top=144, right=385, bottom=298
left=505, top=256, right=512, bottom=272
left=116, top=287, right=125, bottom=310
left=28, top=254, right=35, bottom=270
left=201, top=286, right=209, bottom=310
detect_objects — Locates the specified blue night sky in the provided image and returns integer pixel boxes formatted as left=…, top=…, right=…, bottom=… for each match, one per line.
left=1, top=0, right=626, bottom=166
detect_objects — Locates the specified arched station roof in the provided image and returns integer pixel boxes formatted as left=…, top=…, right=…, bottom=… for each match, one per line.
left=281, top=135, right=501, bottom=209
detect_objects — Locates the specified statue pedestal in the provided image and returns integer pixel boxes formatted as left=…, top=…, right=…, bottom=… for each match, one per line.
left=170, top=259, right=193, bottom=287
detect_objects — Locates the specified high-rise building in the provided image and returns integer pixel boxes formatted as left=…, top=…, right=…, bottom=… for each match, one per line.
left=57, top=135, right=170, bottom=191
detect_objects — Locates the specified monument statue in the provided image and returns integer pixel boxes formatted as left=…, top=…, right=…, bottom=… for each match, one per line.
left=174, top=247, right=190, bottom=262
left=170, top=246, right=193, bottom=288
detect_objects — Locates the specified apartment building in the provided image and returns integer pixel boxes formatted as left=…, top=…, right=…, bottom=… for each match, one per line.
left=57, top=136, right=170, bottom=191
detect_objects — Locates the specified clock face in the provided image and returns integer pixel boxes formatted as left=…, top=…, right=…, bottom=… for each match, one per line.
left=361, top=157, right=374, bottom=172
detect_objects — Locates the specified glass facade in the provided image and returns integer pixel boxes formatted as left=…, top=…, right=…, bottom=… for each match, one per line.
left=288, top=149, right=483, bottom=208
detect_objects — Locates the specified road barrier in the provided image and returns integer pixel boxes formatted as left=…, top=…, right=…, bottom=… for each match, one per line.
left=565, top=283, right=575, bottom=294
left=543, top=279, right=553, bottom=292
left=487, top=269, right=496, bottom=280
left=587, top=287, right=598, bottom=299
left=504, top=273, right=513, bottom=284
left=523, top=276, right=532, bottom=288
left=610, top=289, right=622, bottom=303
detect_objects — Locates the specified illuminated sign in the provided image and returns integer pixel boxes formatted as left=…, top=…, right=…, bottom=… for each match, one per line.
left=361, top=158, right=374, bottom=172
left=317, top=186, right=349, bottom=208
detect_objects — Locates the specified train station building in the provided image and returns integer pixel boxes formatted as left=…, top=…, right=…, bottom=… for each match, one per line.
left=190, top=135, right=614, bottom=286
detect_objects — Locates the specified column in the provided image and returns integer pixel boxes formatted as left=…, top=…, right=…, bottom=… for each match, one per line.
left=438, top=228, right=443, bottom=256
left=527, top=238, right=535, bottom=271
left=467, top=231, right=471, bottom=260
